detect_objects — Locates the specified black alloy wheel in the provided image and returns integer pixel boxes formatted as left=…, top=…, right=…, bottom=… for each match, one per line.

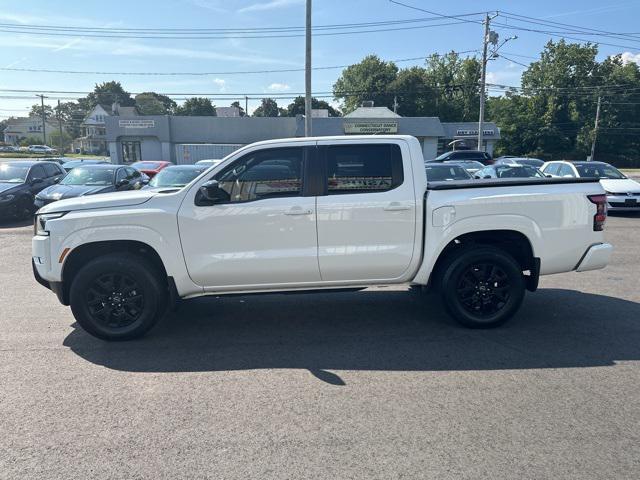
left=86, top=273, right=145, bottom=329
left=455, top=263, right=511, bottom=317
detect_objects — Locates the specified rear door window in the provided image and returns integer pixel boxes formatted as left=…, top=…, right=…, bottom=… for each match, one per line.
left=324, top=144, right=403, bottom=194
left=559, top=164, right=576, bottom=177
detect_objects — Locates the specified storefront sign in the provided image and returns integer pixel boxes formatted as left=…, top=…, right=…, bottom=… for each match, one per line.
left=119, top=119, right=156, bottom=129
left=456, top=129, right=494, bottom=136
left=344, top=121, right=398, bottom=134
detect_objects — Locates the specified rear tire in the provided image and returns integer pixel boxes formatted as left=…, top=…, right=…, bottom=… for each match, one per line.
left=69, top=253, right=167, bottom=341
left=439, top=246, right=525, bottom=329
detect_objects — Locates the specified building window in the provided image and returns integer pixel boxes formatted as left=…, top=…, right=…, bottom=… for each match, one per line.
left=121, top=141, right=141, bottom=163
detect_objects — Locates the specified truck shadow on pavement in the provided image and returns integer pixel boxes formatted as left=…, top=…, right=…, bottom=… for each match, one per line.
left=63, top=288, right=640, bottom=385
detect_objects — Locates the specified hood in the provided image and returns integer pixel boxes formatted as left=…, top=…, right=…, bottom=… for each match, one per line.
left=600, top=178, right=640, bottom=194
left=37, top=184, right=113, bottom=201
left=0, top=183, right=22, bottom=195
left=38, top=188, right=157, bottom=214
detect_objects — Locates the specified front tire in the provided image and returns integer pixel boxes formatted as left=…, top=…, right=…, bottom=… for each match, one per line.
left=439, top=246, right=525, bottom=329
left=69, top=253, right=167, bottom=341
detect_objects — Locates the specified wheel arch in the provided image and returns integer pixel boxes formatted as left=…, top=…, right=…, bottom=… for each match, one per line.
left=60, top=240, right=169, bottom=305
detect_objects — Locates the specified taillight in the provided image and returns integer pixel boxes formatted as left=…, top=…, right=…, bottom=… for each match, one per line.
left=587, top=194, right=607, bottom=231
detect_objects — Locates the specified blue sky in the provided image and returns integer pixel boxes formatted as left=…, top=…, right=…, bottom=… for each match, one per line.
left=1, top=0, right=639, bottom=117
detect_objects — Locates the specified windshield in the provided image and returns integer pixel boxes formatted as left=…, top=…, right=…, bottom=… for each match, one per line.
left=495, top=165, right=544, bottom=178
left=149, top=168, right=204, bottom=187
left=515, top=158, right=544, bottom=167
left=434, top=152, right=453, bottom=161
left=133, top=162, right=163, bottom=170
left=61, top=168, right=114, bottom=186
left=425, top=165, right=471, bottom=181
left=575, top=164, right=626, bottom=179
left=446, top=160, right=484, bottom=169
left=0, top=164, right=30, bottom=183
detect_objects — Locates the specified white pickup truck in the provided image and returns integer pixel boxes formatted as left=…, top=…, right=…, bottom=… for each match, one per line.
left=32, top=136, right=613, bottom=340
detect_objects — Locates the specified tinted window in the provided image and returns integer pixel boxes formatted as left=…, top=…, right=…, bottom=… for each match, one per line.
left=126, top=167, right=141, bottom=179
left=325, top=144, right=402, bottom=194
left=495, top=166, right=543, bottom=178
left=62, top=168, right=115, bottom=186
left=42, top=163, right=60, bottom=177
left=29, top=165, right=46, bottom=180
left=116, top=168, right=128, bottom=183
left=558, top=164, right=575, bottom=177
left=575, top=163, right=625, bottom=179
left=215, top=147, right=303, bottom=202
left=425, top=165, right=471, bottom=181
left=0, top=164, right=30, bottom=183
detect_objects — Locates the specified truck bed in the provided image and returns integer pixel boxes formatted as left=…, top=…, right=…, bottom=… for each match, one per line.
left=427, top=177, right=600, bottom=190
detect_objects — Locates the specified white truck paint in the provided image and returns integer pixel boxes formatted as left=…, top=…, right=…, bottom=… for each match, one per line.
left=32, top=136, right=613, bottom=339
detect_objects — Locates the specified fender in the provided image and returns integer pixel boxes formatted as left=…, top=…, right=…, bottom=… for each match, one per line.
left=412, top=213, right=541, bottom=285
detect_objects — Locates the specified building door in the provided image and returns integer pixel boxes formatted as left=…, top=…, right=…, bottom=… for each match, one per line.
left=121, top=141, right=141, bottom=164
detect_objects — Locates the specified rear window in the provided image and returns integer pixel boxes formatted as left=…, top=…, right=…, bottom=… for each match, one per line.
left=325, top=144, right=403, bottom=194
left=133, top=162, right=163, bottom=169
left=425, top=165, right=471, bottom=181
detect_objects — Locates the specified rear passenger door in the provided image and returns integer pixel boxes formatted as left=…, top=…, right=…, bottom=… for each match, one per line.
left=315, top=141, right=417, bottom=282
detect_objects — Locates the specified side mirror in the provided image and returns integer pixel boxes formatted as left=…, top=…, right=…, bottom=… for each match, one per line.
left=198, top=180, right=230, bottom=205
left=53, top=177, right=62, bottom=184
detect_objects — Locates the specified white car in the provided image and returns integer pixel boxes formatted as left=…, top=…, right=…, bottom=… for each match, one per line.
left=542, top=160, right=640, bottom=211
left=32, top=135, right=612, bottom=340
left=28, top=145, right=57, bottom=154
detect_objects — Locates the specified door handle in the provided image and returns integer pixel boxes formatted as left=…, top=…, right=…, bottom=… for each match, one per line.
left=284, top=206, right=313, bottom=215
left=384, top=202, right=411, bottom=211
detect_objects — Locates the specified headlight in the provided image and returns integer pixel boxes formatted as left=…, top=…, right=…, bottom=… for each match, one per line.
left=0, top=194, right=15, bottom=202
left=34, top=212, right=68, bottom=236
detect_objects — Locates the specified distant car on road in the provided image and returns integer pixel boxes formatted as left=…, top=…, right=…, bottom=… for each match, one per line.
left=432, top=150, right=494, bottom=165
left=0, top=145, right=19, bottom=153
left=144, top=165, right=208, bottom=190
left=0, top=161, right=65, bottom=219
left=475, top=164, right=545, bottom=179
left=541, top=160, right=640, bottom=211
left=35, top=164, right=147, bottom=209
left=131, top=161, right=172, bottom=178
left=62, top=159, right=109, bottom=173
left=494, top=157, right=545, bottom=168
left=28, top=145, right=57, bottom=154
left=440, top=159, right=485, bottom=175
left=424, top=163, right=473, bottom=181
left=195, top=159, right=224, bottom=167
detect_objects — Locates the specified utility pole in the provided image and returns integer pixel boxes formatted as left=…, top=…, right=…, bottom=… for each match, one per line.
left=245, top=95, right=248, bottom=117
left=477, top=14, right=492, bottom=152
left=304, top=0, right=312, bottom=136
left=57, top=100, right=65, bottom=156
left=590, top=95, right=601, bottom=161
left=36, top=94, right=48, bottom=145
left=393, top=95, right=398, bottom=114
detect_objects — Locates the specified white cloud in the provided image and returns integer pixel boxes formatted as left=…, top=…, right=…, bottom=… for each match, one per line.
left=213, top=78, right=226, bottom=92
left=267, top=82, right=291, bottom=92
left=239, top=0, right=304, bottom=13
left=621, top=52, right=640, bottom=65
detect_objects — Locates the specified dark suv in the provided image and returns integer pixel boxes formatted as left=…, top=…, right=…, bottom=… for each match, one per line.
left=0, top=161, right=66, bottom=219
left=431, top=150, right=494, bottom=165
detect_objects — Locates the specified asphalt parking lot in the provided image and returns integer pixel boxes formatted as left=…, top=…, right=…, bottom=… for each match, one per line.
left=1, top=214, right=640, bottom=479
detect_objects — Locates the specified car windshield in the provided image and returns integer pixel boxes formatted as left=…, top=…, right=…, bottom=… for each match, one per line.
left=495, top=165, right=544, bottom=178
left=149, top=167, right=205, bottom=187
left=514, top=158, right=544, bottom=167
left=434, top=152, right=453, bottom=161
left=446, top=160, right=484, bottom=169
left=61, top=168, right=114, bottom=186
left=425, top=165, right=471, bottom=181
left=0, top=164, right=30, bottom=183
left=133, top=162, right=163, bottom=170
left=575, top=164, right=626, bottom=179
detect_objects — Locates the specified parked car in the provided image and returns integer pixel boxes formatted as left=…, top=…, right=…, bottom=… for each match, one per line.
left=474, top=164, right=546, bottom=179
left=541, top=160, right=640, bottom=211
left=34, top=165, right=147, bottom=209
left=131, top=161, right=172, bottom=178
left=28, top=145, right=57, bottom=154
left=440, top=159, right=485, bottom=175
left=432, top=150, right=494, bottom=165
left=32, top=135, right=612, bottom=340
left=0, top=161, right=65, bottom=219
left=62, top=159, right=109, bottom=173
left=35, top=157, right=71, bottom=165
left=494, top=157, right=545, bottom=168
left=144, top=165, right=208, bottom=190
left=424, top=163, right=472, bottom=181
left=195, top=159, right=224, bottom=167
left=0, top=145, right=19, bottom=153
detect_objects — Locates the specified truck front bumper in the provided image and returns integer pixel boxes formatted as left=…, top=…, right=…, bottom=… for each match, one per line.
left=32, top=259, right=66, bottom=304
left=575, top=243, right=613, bottom=272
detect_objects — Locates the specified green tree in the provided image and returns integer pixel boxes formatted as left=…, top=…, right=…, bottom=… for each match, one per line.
left=283, top=96, right=340, bottom=117
left=19, top=136, right=44, bottom=147
left=333, top=55, right=398, bottom=113
left=135, top=92, right=177, bottom=115
left=77, top=81, right=134, bottom=111
left=29, top=104, right=54, bottom=120
left=230, top=101, right=246, bottom=117
left=252, top=98, right=281, bottom=117
left=54, top=101, right=85, bottom=139
left=49, top=130, right=73, bottom=153
left=175, top=97, right=217, bottom=116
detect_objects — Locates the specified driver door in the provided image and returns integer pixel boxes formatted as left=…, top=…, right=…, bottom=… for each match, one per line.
left=177, top=144, right=321, bottom=290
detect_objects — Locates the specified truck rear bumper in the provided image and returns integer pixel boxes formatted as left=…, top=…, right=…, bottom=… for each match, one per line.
left=575, top=243, right=613, bottom=272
